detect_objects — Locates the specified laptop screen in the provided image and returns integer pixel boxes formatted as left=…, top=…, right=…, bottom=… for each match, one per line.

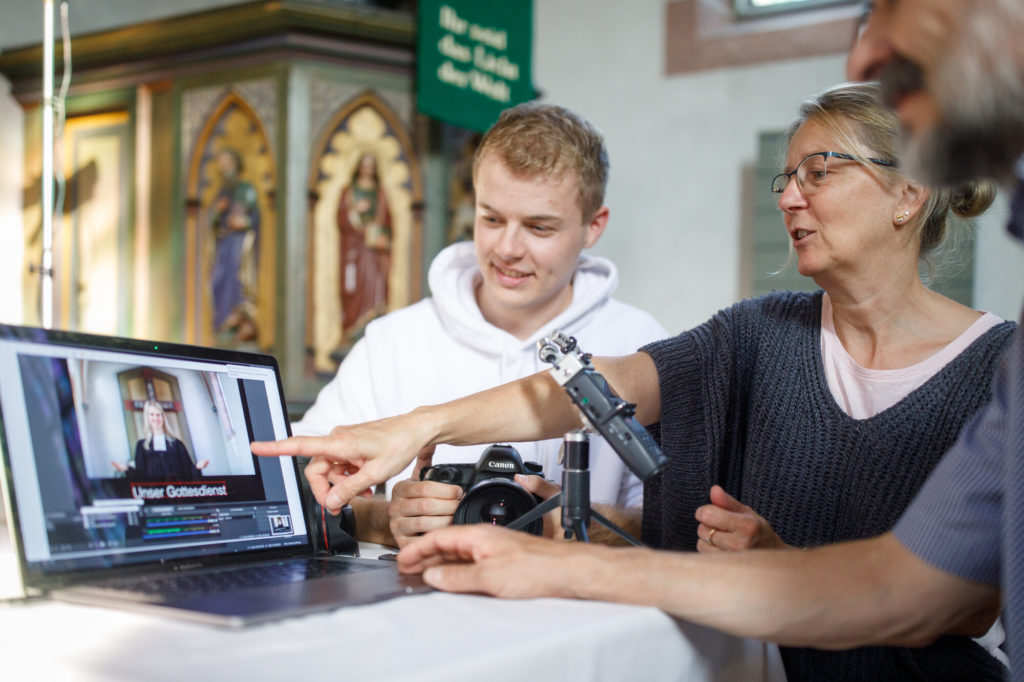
left=0, top=325, right=310, bottom=581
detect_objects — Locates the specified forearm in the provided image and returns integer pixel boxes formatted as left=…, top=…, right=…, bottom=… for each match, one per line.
left=415, top=371, right=581, bottom=448
left=557, top=533, right=999, bottom=649
left=351, top=496, right=395, bottom=546
left=415, top=352, right=661, bottom=449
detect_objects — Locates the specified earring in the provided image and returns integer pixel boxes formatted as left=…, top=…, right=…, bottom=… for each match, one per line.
left=895, top=212, right=908, bottom=224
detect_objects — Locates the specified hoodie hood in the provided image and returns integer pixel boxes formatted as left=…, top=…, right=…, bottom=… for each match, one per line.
left=428, top=241, right=619, bottom=356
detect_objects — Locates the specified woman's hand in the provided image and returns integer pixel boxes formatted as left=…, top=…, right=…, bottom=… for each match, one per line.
left=251, top=411, right=435, bottom=513
left=695, top=485, right=789, bottom=552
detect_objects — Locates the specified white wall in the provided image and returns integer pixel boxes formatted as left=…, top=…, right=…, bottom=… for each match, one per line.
left=974, top=194, right=1024, bottom=321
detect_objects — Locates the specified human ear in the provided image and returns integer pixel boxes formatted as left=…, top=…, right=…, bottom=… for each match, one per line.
left=583, top=205, right=610, bottom=248
left=895, top=182, right=928, bottom=226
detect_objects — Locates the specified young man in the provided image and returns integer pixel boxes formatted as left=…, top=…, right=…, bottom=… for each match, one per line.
left=292, top=102, right=666, bottom=546
left=256, top=0, right=1024, bottom=677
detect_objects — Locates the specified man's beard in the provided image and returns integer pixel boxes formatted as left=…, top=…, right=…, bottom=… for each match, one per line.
left=904, top=116, right=1024, bottom=187
left=880, top=55, right=1024, bottom=187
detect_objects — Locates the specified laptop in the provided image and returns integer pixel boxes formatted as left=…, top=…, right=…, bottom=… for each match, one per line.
left=0, top=323, right=428, bottom=626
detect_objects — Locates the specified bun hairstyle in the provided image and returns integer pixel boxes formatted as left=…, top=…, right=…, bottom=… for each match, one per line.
left=919, top=181, right=996, bottom=257
left=791, top=82, right=997, bottom=261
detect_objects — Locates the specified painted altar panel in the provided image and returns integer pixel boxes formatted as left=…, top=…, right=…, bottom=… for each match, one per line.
left=182, top=81, right=278, bottom=350
left=307, top=92, right=421, bottom=374
left=61, top=112, right=133, bottom=335
left=21, top=108, right=133, bottom=335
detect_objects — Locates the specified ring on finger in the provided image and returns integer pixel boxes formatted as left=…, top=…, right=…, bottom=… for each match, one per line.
left=708, top=528, right=718, bottom=548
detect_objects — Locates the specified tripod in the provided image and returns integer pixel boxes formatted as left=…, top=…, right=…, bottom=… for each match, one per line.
left=508, top=429, right=642, bottom=545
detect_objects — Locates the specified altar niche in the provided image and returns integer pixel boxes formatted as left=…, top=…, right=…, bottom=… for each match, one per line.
left=185, top=92, right=277, bottom=351
left=306, top=92, right=420, bottom=374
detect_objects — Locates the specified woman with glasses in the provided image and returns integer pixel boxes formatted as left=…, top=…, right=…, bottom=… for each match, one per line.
left=646, top=81, right=1015, bottom=680
left=254, top=83, right=1014, bottom=680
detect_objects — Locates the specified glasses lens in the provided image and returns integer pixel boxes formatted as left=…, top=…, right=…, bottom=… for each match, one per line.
left=770, top=173, right=790, bottom=194
left=797, top=154, right=828, bottom=193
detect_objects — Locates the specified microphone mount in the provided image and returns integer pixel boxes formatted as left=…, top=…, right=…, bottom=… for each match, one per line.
left=507, top=331, right=668, bottom=544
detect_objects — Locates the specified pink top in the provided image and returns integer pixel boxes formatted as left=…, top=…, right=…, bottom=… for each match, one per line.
left=821, top=293, right=1004, bottom=419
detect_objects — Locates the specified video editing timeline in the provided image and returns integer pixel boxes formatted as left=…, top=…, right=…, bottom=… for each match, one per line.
left=69, top=501, right=294, bottom=555
left=140, top=504, right=293, bottom=546
left=142, top=513, right=222, bottom=542
left=81, top=499, right=144, bottom=532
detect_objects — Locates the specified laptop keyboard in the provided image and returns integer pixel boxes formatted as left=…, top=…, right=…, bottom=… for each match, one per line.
left=96, top=559, right=377, bottom=597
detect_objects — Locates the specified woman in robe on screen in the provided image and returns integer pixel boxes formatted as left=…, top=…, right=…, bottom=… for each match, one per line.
left=126, top=400, right=207, bottom=481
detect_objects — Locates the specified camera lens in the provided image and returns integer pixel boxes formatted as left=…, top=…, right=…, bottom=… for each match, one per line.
left=482, top=499, right=508, bottom=523
left=453, top=480, right=543, bottom=536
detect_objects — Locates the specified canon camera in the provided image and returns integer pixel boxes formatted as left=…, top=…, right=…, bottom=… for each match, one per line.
left=420, top=444, right=545, bottom=535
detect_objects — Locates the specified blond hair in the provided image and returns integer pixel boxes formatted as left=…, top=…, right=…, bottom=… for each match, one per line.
left=473, top=102, right=609, bottom=222
left=141, top=399, right=181, bottom=446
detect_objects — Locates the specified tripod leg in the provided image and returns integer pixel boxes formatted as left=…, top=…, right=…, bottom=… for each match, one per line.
left=589, top=508, right=643, bottom=546
left=507, top=493, right=561, bottom=532
left=574, top=519, right=589, bottom=543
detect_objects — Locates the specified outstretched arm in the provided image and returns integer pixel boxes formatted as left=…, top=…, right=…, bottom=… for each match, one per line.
left=251, top=352, right=661, bottom=512
left=397, top=525, right=999, bottom=649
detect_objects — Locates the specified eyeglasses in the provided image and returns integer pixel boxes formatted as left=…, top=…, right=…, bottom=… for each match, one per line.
left=770, top=151, right=897, bottom=195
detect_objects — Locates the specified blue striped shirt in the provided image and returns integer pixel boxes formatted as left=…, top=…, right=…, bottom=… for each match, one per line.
left=895, top=177, right=1024, bottom=680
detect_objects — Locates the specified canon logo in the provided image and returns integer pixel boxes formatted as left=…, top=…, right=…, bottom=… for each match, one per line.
left=488, top=460, right=515, bottom=469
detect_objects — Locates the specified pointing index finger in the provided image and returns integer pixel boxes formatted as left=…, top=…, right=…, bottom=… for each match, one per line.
left=250, top=436, right=333, bottom=459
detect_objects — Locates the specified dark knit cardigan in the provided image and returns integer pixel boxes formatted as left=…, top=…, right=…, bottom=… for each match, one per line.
left=641, top=290, right=1016, bottom=682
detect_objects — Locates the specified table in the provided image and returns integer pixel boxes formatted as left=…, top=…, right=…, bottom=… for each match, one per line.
left=0, top=529, right=786, bottom=681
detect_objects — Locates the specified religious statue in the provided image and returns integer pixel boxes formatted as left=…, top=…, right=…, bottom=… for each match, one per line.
left=338, top=152, right=391, bottom=338
left=209, top=148, right=260, bottom=343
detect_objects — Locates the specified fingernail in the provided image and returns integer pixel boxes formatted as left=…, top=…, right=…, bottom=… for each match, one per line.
left=423, top=567, right=441, bottom=585
left=325, top=492, right=341, bottom=510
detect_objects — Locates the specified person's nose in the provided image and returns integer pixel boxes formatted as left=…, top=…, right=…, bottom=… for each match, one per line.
left=495, top=224, right=526, bottom=260
left=847, top=10, right=894, bottom=81
left=777, top=177, right=807, bottom=213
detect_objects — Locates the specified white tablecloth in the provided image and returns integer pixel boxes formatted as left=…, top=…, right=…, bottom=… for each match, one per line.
left=0, top=533, right=786, bottom=681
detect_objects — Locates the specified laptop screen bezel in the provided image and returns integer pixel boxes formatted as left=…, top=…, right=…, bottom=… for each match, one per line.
left=0, top=323, right=318, bottom=593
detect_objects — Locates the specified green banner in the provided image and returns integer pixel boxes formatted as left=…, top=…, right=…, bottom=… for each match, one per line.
left=417, top=0, right=533, bottom=132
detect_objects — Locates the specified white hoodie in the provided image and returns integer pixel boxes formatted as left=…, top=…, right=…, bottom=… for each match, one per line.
left=293, top=242, right=668, bottom=506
